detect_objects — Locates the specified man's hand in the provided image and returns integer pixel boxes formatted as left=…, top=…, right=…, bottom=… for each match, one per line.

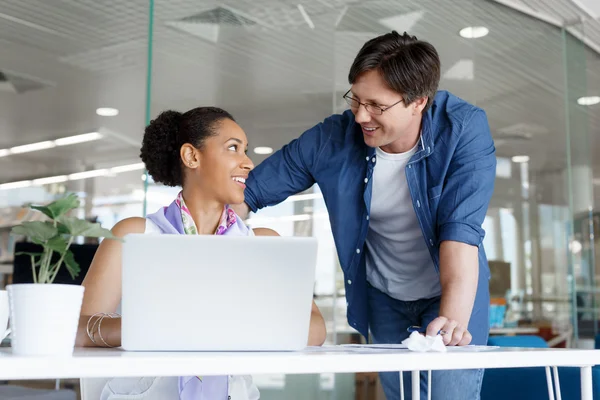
left=426, top=316, right=472, bottom=346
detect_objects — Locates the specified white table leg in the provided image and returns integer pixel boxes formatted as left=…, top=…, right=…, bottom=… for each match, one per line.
left=400, top=371, right=405, bottom=400
left=545, top=366, right=556, bottom=400
left=427, top=370, right=431, bottom=400
left=553, top=367, right=562, bottom=400
left=581, top=366, right=593, bottom=400
left=412, top=370, right=420, bottom=400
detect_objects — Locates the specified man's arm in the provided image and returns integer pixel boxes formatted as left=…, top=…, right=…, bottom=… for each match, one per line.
left=243, top=115, right=341, bottom=214
left=427, top=241, right=478, bottom=345
left=426, top=109, right=496, bottom=346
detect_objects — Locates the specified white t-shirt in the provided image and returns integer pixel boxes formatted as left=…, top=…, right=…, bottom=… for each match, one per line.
left=365, top=144, right=441, bottom=301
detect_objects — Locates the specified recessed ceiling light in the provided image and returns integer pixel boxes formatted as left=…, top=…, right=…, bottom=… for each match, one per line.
left=459, top=26, right=489, bottom=39
left=254, top=146, right=274, bottom=155
left=96, top=107, right=119, bottom=117
left=110, top=163, right=145, bottom=174
left=54, top=132, right=102, bottom=146
left=0, top=180, right=32, bottom=190
left=0, top=149, right=9, bottom=158
left=577, top=96, right=600, bottom=106
left=68, top=169, right=109, bottom=181
left=10, top=141, right=56, bottom=154
left=32, top=175, right=68, bottom=186
left=511, top=155, right=530, bottom=163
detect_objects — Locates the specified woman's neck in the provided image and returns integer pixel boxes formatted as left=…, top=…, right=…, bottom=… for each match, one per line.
left=181, top=187, right=224, bottom=235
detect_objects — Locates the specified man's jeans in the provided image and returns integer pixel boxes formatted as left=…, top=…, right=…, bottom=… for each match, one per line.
left=367, top=283, right=490, bottom=400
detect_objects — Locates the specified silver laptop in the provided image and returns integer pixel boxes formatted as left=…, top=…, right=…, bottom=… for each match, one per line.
left=121, top=234, right=318, bottom=351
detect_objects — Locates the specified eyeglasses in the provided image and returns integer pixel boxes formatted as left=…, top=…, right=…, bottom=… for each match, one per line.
left=343, top=90, right=404, bottom=115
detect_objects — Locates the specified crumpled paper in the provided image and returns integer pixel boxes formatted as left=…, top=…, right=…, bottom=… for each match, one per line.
left=401, top=331, right=447, bottom=352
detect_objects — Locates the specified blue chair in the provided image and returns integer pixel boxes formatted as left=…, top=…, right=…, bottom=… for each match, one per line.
left=481, top=335, right=600, bottom=400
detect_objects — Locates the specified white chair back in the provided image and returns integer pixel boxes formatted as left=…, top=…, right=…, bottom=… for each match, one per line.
left=80, top=378, right=111, bottom=400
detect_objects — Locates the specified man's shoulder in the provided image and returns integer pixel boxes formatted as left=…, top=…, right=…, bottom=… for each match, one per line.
left=430, top=90, right=484, bottom=133
left=306, top=110, right=360, bottom=148
left=319, top=110, right=356, bottom=138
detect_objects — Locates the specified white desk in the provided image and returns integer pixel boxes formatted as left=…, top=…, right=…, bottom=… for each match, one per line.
left=0, top=346, right=598, bottom=399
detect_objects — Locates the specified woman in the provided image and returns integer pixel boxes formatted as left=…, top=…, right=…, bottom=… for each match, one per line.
left=76, top=107, right=327, bottom=399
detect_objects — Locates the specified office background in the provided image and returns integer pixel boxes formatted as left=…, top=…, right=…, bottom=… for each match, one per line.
left=0, top=0, right=599, bottom=398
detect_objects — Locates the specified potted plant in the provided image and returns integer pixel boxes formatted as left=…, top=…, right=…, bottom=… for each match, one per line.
left=7, top=193, right=118, bottom=356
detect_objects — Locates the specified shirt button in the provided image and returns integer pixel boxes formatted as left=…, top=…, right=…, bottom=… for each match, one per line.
left=366, top=156, right=370, bottom=161
left=366, top=215, right=369, bottom=220
left=372, top=157, right=376, bottom=163
left=347, top=280, right=352, bottom=285
left=408, top=165, right=412, bottom=169
left=416, top=200, right=421, bottom=208
left=364, top=178, right=368, bottom=183
left=429, top=239, right=434, bottom=246
left=356, top=248, right=361, bottom=254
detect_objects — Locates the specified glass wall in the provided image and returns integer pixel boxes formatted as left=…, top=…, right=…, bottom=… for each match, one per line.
left=0, top=0, right=149, bottom=279
left=0, top=0, right=599, bottom=396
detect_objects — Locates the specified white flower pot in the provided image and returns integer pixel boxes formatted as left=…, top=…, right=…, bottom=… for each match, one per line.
left=7, top=284, right=84, bottom=356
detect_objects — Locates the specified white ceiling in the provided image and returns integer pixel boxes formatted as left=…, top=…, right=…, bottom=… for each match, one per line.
left=0, top=0, right=598, bottom=206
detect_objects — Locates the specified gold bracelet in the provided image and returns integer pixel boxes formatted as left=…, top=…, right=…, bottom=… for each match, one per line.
left=87, top=312, right=120, bottom=347
left=86, top=313, right=104, bottom=345
left=97, top=313, right=120, bottom=348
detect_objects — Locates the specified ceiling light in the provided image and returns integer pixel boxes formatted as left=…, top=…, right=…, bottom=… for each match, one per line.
left=32, top=175, right=68, bottom=186
left=55, top=132, right=102, bottom=146
left=10, top=140, right=56, bottom=154
left=0, top=162, right=148, bottom=191
left=459, top=26, right=489, bottom=39
left=68, top=169, right=109, bottom=181
left=254, top=146, right=273, bottom=155
left=96, top=107, right=119, bottom=117
left=3, top=131, right=105, bottom=158
left=110, top=162, right=145, bottom=174
left=0, top=180, right=32, bottom=190
left=511, top=155, right=530, bottom=163
left=577, top=96, right=600, bottom=106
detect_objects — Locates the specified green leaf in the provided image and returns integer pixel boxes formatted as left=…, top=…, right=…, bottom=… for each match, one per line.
left=57, top=223, right=70, bottom=235
left=62, top=250, right=80, bottom=279
left=45, top=236, right=69, bottom=254
left=15, top=251, right=42, bottom=259
left=57, top=215, right=119, bottom=240
left=30, top=193, right=80, bottom=219
left=12, top=221, right=58, bottom=242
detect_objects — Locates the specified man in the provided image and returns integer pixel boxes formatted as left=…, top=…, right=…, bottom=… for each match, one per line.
left=237, top=31, right=496, bottom=399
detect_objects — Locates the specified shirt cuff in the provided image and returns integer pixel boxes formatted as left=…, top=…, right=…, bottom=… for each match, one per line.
left=438, top=222, right=483, bottom=247
left=244, top=186, right=260, bottom=213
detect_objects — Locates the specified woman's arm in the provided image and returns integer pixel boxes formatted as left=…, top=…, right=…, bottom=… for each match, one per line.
left=76, top=217, right=146, bottom=347
left=307, top=299, right=327, bottom=346
left=252, top=227, right=327, bottom=346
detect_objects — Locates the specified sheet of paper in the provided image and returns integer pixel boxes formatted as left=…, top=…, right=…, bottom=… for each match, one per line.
left=304, top=344, right=500, bottom=353
left=340, top=344, right=408, bottom=350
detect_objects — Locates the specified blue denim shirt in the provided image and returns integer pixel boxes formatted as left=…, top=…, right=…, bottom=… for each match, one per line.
left=245, top=90, right=496, bottom=338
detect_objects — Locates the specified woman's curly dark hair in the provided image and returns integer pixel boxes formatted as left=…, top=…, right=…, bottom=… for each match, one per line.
left=140, top=107, right=235, bottom=187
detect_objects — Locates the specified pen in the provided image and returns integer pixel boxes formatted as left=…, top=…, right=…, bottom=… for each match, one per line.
left=407, top=325, right=448, bottom=335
